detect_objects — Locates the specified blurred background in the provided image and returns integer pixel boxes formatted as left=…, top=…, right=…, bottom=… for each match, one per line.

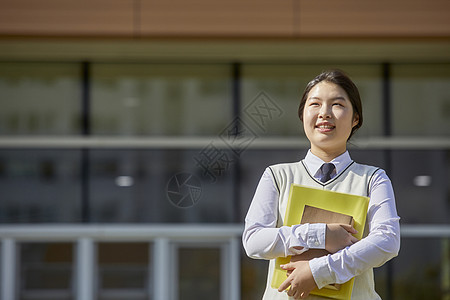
left=0, top=0, right=449, bottom=299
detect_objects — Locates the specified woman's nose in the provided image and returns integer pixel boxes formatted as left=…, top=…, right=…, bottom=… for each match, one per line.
left=319, top=105, right=332, bottom=118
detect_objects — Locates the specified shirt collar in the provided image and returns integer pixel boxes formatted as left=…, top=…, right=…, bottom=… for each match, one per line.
left=304, top=150, right=353, bottom=178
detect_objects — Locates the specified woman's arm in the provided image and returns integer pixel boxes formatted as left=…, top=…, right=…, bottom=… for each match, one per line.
left=242, top=168, right=327, bottom=259
left=309, top=169, right=401, bottom=288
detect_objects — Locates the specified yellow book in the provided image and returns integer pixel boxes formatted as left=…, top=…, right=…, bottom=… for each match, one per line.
left=271, top=184, right=370, bottom=300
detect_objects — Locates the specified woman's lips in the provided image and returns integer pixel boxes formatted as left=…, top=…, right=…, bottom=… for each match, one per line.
left=315, top=122, right=335, bottom=132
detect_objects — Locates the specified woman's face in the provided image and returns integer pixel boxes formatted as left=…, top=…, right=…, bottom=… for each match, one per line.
left=302, top=81, right=359, bottom=158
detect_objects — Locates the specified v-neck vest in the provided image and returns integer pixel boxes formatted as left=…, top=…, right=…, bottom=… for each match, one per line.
left=262, top=160, right=382, bottom=300
left=268, top=160, right=379, bottom=228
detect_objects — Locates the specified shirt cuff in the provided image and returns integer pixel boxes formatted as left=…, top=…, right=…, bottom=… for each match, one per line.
left=309, top=256, right=334, bottom=289
left=306, top=223, right=326, bottom=249
left=288, top=223, right=326, bottom=255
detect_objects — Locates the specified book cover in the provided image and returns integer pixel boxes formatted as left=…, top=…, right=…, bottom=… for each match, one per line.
left=270, top=184, right=370, bottom=300
left=293, top=205, right=354, bottom=291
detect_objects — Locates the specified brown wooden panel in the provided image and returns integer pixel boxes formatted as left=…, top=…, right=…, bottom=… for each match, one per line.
left=140, top=0, right=296, bottom=37
left=0, top=0, right=448, bottom=38
left=0, top=0, right=135, bottom=36
left=298, top=0, right=450, bottom=37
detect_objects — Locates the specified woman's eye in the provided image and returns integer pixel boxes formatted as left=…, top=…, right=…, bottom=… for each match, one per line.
left=333, top=103, right=343, bottom=107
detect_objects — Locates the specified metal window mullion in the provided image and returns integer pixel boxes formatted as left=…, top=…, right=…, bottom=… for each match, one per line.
left=76, top=238, right=95, bottom=300
left=232, top=62, right=242, bottom=224
left=221, top=237, right=241, bottom=300
left=1, top=238, right=16, bottom=300
left=442, top=238, right=450, bottom=300
left=171, top=242, right=179, bottom=300
left=221, top=242, right=229, bottom=300
left=81, top=61, right=91, bottom=224
left=229, top=237, right=241, bottom=300
left=382, top=62, right=393, bottom=300
left=153, top=238, right=171, bottom=300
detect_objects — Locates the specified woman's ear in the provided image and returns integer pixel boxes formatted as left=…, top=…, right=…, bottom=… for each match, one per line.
left=352, top=114, right=360, bottom=128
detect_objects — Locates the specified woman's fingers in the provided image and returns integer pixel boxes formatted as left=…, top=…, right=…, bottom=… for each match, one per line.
left=340, top=223, right=358, bottom=234
left=280, top=263, right=296, bottom=271
left=326, top=223, right=360, bottom=253
left=300, top=291, right=310, bottom=298
left=277, top=277, right=292, bottom=292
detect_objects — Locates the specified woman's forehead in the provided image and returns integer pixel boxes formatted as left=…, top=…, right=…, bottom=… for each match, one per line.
left=308, top=81, right=349, bottom=99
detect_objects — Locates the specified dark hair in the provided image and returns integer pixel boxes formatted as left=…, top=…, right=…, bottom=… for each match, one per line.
left=298, top=69, right=363, bottom=140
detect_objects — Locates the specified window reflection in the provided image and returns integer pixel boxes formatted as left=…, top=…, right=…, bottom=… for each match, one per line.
left=0, top=60, right=448, bottom=300
left=98, top=242, right=150, bottom=300
left=241, top=247, right=267, bottom=300
left=0, top=149, right=81, bottom=223
left=239, top=149, right=308, bottom=221
left=178, top=247, right=221, bottom=300
left=241, top=64, right=383, bottom=138
left=0, top=62, right=81, bottom=135
left=391, top=150, right=449, bottom=224
left=91, top=64, right=233, bottom=136
left=391, top=63, right=450, bottom=136
left=20, top=243, right=73, bottom=300
left=392, top=238, right=444, bottom=299
left=89, top=149, right=237, bottom=223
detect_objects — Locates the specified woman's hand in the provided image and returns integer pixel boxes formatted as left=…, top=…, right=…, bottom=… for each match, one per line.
left=277, top=223, right=358, bottom=298
left=277, top=260, right=317, bottom=299
left=325, top=223, right=359, bottom=253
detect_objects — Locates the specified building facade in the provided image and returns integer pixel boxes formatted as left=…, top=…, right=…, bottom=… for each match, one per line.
left=0, top=1, right=449, bottom=299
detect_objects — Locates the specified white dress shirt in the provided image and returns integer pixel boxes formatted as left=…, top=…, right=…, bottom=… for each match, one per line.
left=243, top=150, right=400, bottom=290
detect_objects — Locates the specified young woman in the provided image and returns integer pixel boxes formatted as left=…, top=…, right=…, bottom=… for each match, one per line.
left=242, top=70, right=400, bottom=299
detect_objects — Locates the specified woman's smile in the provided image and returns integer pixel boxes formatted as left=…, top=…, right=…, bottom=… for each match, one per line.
left=315, top=121, right=335, bottom=133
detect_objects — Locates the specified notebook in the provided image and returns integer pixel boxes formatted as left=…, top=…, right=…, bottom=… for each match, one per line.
left=271, top=184, right=369, bottom=300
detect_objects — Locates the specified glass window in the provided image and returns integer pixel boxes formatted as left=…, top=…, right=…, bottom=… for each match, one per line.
left=239, top=149, right=308, bottom=220
left=241, top=248, right=267, bottom=300
left=373, top=263, right=390, bottom=300
left=0, top=62, right=81, bottom=135
left=391, top=63, right=450, bottom=136
left=391, top=237, right=445, bottom=299
left=391, top=150, right=449, bottom=224
left=97, top=242, right=150, bottom=300
left=0, top=149, right=82, bottom=223
left=241, top=64, right=383, bottom=138
left=177, top=247, right=221, bottom=300
left=89, top=149, right=237, bottom=223
left=91, top=64, right=233, bottom=136
left=20, top=242, right=73, bottom=300
left=346, top=149, right=387, bottom=169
